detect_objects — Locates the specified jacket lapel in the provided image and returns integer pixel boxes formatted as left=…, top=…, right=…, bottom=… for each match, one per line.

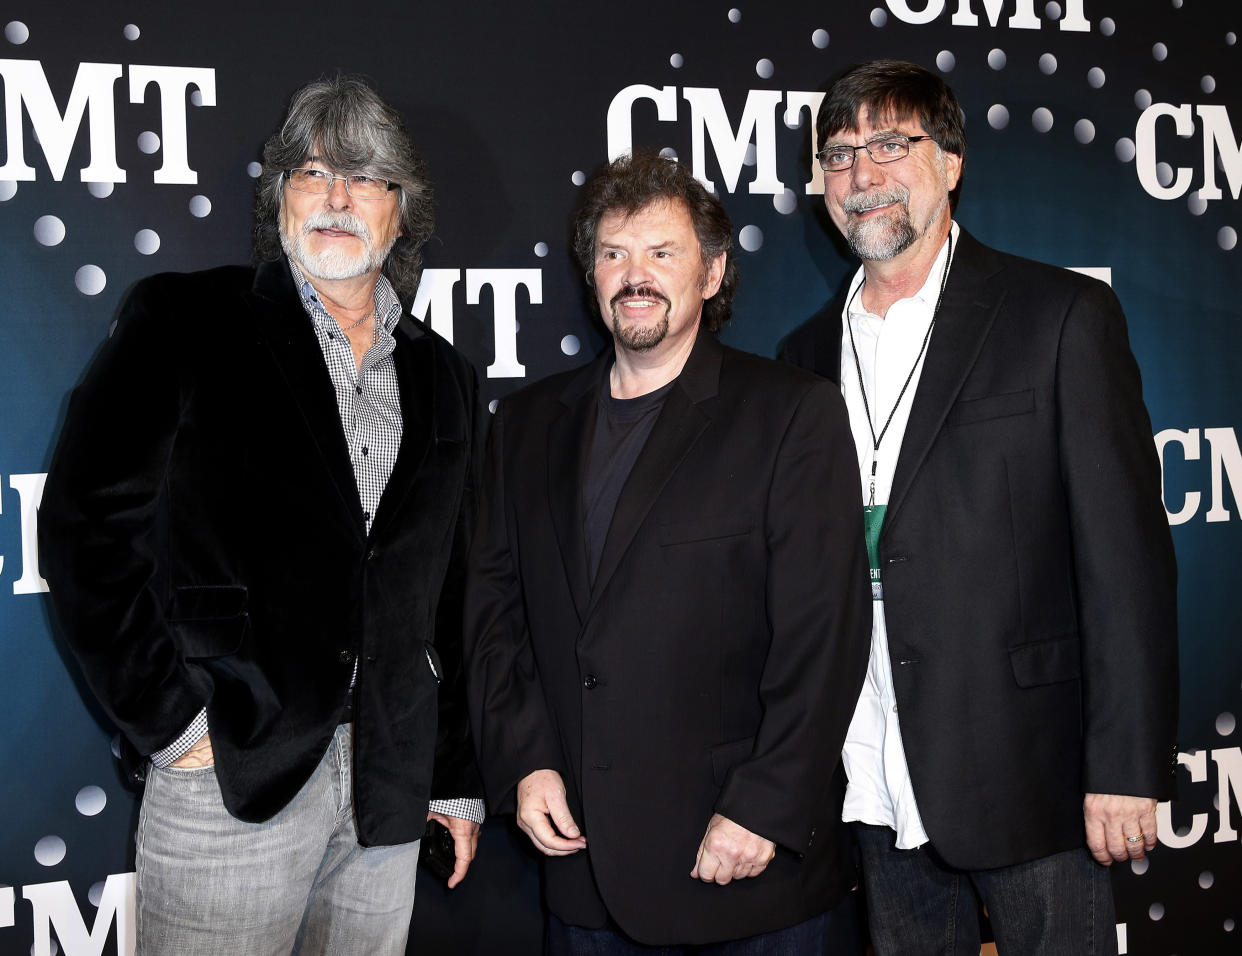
left=548, top=357, right=606, bottom=622
left=246, top=259, right=365, bottom=535
left=588, top=331, right=720, bottom=611
left=885, top=230, right=1007, bottom=528
left=371, top=315, right=435, bottom=536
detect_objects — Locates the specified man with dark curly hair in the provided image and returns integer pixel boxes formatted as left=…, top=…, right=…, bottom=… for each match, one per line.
left=40, top=76, right=482, bottom=954
left=466, top=150, right=871, bottom=952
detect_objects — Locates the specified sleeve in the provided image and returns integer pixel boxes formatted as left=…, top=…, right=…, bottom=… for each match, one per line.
left=38, top=279, right=209, bottom=756
left=1055, top=280, right=1179, bottom=799
left=713, top=379, right=873, bottom=851
left=463, top=401, right=565, bottom=815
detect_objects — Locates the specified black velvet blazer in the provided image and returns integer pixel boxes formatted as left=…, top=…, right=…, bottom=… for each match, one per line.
left=40, top=259, right=481, bottom=846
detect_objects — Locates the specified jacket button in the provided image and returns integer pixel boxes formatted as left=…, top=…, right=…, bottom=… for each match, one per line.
left=583, top=674, right=598, bottom=689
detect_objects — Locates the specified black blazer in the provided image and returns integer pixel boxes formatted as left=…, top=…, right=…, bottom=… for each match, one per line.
left=39, top=259, right=480, bottom=847
left=781, top=228, right=1178, bottom=870
left=466, top=330, right=872, bottom=945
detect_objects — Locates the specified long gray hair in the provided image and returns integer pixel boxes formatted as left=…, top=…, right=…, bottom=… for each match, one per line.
left=253, top=76, right=434, bottom=301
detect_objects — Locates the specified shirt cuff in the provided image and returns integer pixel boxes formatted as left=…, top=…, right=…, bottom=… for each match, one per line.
left=149, top=709, right=209, bottom=768
left=428, top=797, right=485, bottom=825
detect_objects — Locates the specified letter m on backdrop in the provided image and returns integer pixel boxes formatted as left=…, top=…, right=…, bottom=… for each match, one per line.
left=0, top=59, right=125, bottom=182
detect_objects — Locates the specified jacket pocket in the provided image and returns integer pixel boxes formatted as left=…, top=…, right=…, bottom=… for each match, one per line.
left=659, top=517, right=753, bottom=546
left=170, top=585, right=249, bottom=659
left=1009, top=635, right=1081, bottom=688
left=711, top=736, right=756, bottom=786
left=947, top=389, right=1035, bottom=427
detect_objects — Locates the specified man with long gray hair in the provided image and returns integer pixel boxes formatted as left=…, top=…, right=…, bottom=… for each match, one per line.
left=39, top=76, right=482, bottom=953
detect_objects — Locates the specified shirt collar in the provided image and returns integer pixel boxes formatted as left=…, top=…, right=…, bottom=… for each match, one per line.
left=845, top=220, right=959, bottom=320
left=286, top=257, right=404, bottom=333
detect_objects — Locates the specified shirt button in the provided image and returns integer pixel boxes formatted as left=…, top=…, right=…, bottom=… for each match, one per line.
left=891, top=704, right=899, bottom=714
left=361, top=446, right=368, bottom=457
left=355, top=384, right=362, bottom=394
left=583, top=674, right=598, bottom=690
left=363, top=510, right=370, bottom=522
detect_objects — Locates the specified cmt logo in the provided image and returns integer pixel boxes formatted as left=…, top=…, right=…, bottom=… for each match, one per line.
left=1159, top=748, right=1242, bottom=849
left=0, top=59, right=215, bottom=184
left=1156, top=427, right=1242, bottom=525
left=1, top=874, right=134, bottom=956
left=884, top=0, right=1089, bottom=30
left=607, top=86, right=825, bottom=197
left=413, top=268, right=540, bottom=379
left=1135, top=104, right=1240, bottom=201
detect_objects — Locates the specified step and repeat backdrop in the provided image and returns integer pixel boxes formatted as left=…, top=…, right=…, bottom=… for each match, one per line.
left=1, top=1, right=1238, bottom=953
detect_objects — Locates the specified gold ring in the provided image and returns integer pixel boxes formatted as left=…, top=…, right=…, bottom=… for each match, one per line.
left=1126, top=835, right=1143, bottom=844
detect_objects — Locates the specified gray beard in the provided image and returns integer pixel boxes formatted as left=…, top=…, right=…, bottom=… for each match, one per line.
left=847, top=211, right=916, bottom=262
left=281, top=212, right=394, bottom=281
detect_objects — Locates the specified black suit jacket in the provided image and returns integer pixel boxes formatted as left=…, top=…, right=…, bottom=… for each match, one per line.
left=39, top=258, right=480, bottom=846
left=466, top=330, right=872, bottom=945
left=781, top=228, right=1178, bottom=870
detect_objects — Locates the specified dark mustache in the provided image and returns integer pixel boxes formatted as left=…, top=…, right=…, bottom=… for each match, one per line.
left=610, top=284, right=670, bottom=309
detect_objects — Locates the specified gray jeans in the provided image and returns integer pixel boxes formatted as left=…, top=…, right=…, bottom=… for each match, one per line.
left=135, top=724, right=419, bottom=956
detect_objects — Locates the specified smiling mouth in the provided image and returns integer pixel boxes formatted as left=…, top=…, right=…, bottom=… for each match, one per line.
left=611, top=285, right=669, bottom=312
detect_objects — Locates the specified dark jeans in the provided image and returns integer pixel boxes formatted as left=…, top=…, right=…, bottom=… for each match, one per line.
left=853, top=823, right=1118, bottom=956
left=546, top=892, right=865, bottom=955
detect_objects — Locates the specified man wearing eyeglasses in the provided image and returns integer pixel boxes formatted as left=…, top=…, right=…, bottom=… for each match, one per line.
left=39, top=76, right=482, bottom=954
left=781, top=60, right=1177, bottom=954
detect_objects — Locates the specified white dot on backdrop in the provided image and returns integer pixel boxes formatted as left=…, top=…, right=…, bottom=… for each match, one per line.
left=1188, top=191, right=1207, bottom=216
left=87, top=180, right=113, bottom=198
left=743, top=143, right=756, bottom=166
left=1087, top=67, right=1105, bottom=88
left=189, top=195, right=211, bottom=217
left=1171, top=0, right=1182, bottom=7
left=1228, top=33, right=1237, bottom=47
left=571, top=170, right=585, bottom=186
left=247, top=161, right=262, bottom=178
left=1202, top=76, right=1216, bottom=94
left=75, top=785, right=106, bottom=816
left=670, top=53, right=684, bottom=68
left=41, top=940, right=61, bottom=956
left=137, top=131, right=160, bottom=154
left=773, top=188, right=798, bottom=215
left=34, top=215, right=66, bottom=246
left=134, top=229, right=160, bottom=254
left=560, top=335, right=580, bottom=356
left=1045, top=2, right=1061, bottom=19
left=1149, top=903, right=1166, bottom=921
left=1199, top=871, right=1215, bottom=889
left=987, top=105, right=1010, bottom=130
left=784, top=106, right=802, bottom=129
left=659, top=147, right=678, bottom=160
left=35, top=836, right=66, bottom=866
left=936, top=50, right=956, bottom=72
left=534, top=242, right=548, bottom=258
left=812, top=29, right=829, bottom=49
left=1131, top=858, right=1150, bottom=875
left=1115, top=138, right=1136, bottom=162
left=111, top=734, right=122, bottom=758
left=738, top=225, right=763, bottom=252
left=756, top=58, right=774, bottom=79
left=1175, top=824, right=1191, bottom=837
left=5, top=21, right=30, bottom=43
left=1135, top=89, right=1152, bottom=109
left=728, top=8, right=741, bottom=23
left=1217, top=712, right=1236, bottom=735
left=1032, top=108, right=1054, bottom=133
left=123, top=23, right=140, bottom=40
left=1218, top=227, right=1237, bottom=251
left=1213, top=793, right=1220, bottom=810
left=1100, top=17, right=1115, bottom=36
left=75, top=265, right=107, bottom=295
left=1074, top=120, right=1095, bottom=144
left=1039, top=53, right=1057, bottom=74
left=88, top=881, right=105, bottom=907
left=488, top=400, right=498, bottom=414
left=1153, top=42, right=1168, bottom=62
left=1225, top=919, right=1236, bottom=931
left=870, top=8, right=888, bottom=27
left=0, top=180, right=16, bottom=201
left=1155, top=162, right=1174, bottom=187
left=987, top=49, right=1007, bottom=70
left=190, top=90, right=203, bottom=107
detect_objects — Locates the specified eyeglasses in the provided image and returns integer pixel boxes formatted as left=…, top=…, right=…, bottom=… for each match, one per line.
left=284, top=167, right=399, bottom=200
left=816, top=135, right=934, bottom=172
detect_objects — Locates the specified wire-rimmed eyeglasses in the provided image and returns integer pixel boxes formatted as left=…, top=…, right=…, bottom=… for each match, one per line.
left=284, top=167, right=399, bottom=200
left=816, top=135, right=934, bottom=172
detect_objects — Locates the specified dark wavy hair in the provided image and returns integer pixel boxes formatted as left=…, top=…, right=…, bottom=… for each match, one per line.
left=252, top=76, right=434, bottom=301
left=817, top=59, right=967, bottom=211
left=572, top=149, right=738, bottom=332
